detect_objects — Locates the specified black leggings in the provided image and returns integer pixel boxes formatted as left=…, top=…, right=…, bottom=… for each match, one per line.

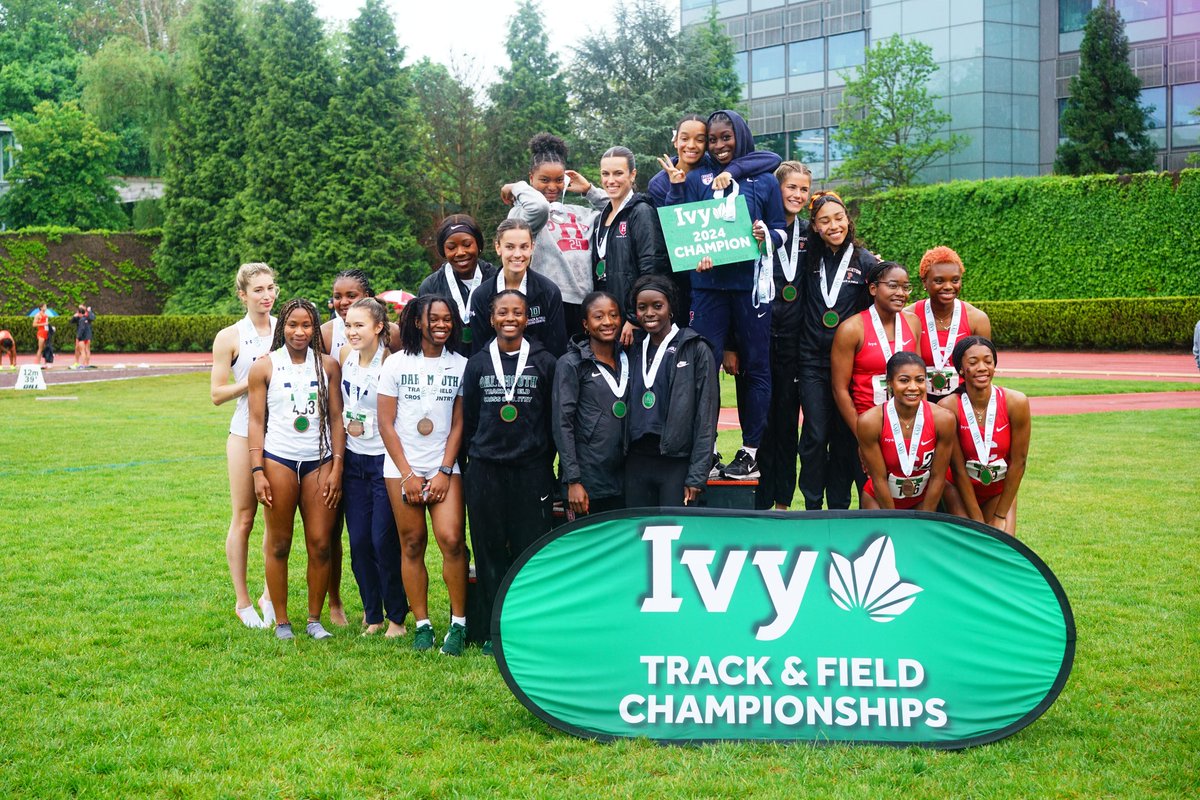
left=623, top=451, right=690, bottom=509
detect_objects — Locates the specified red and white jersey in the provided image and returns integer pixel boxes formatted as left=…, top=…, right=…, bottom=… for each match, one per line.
left=850, top=308, right=916, bottom=414
left=865, top=400, right=937, bottom=510
left=954, top=386, right=1011, bottom=500
left=915, top=299, right=972, bottom=397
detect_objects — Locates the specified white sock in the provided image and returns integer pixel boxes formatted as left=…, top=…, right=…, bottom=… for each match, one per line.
left=742, top=446, right=758, bottom=458
left=416, top=618, right=432, bottom=630
left=451, top=615, right=467, bottom=628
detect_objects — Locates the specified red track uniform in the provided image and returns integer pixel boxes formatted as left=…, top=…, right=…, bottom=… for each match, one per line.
left=914, top=298, right=972, bottom=399
left=850, top=308, right=916, bottom=415
left=951, top=387, right=1011, bottom=501
left=864, top=400, right=937, bottom=509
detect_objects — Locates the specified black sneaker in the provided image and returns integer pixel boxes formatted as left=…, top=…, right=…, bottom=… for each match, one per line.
left=723, top=449, right=760, bottom=481
left=708, top=452, right=726, bottom=479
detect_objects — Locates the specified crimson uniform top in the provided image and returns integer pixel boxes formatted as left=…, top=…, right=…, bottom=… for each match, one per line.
left=914, top=299, right=972, bottom=399
left=952, top=386, right=1011, bottom=501
left=850, top=309, right=916, bottom=415
left=864, top=400, right=937, bottom=509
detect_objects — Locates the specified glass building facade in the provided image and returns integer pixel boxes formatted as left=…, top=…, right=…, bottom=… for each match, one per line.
left=681, top=0, right=1200, bottom=183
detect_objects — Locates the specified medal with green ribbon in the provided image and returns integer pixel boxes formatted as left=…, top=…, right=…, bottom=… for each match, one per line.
left=639, top=325, right=680, bottom=414
left=818, top=243, right=854, bottom=330
left=594, top=351, right=629, bottom=419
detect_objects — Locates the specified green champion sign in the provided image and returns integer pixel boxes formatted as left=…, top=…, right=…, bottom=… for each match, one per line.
left=494, top=510, right=1074, bottom=748
left=657, top=195, right=759, bottom=273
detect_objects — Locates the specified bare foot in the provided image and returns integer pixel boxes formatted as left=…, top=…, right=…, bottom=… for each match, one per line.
left=362, top=623, right=383, bottom=636
left=384, top=622, right=407, bottom=638
left=329, top=604, right=348, bottom=627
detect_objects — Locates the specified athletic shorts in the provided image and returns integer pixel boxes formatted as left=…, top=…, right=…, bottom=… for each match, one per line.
left=265, top=451, right=331, bottom=481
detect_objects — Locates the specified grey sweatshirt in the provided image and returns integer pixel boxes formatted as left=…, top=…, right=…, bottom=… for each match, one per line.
left=507, top=181, right=608, bottom=305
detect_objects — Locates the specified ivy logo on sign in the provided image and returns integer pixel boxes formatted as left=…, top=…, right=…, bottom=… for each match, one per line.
left=494, top=510, right=1074, bottom=748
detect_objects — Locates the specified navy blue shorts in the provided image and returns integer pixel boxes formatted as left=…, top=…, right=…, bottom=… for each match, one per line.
left=265, top=451, right=330, bottom=481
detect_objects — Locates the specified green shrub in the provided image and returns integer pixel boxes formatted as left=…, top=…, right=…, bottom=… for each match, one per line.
left=0, top=315, right=238, bottom=353
left=975, top=296, right=1200, bottom=349
left=854, top=170, right=1200, bottom=301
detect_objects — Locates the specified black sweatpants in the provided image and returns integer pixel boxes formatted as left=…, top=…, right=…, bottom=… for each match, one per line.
left=465, top=459, right=555, bottom=642
left=797, top=366, right=860, bottom=510
left=624, top=450, right=690, bottom=508
left=758, top=336, right=802, bottom=509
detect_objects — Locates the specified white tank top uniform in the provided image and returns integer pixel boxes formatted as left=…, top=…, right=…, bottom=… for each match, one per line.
left=229, top=314, right=277, bottom=436
left=377, top=349, right=468, bottom=478
left=329, top=315, right=348, bottom=354
left=341, top=344, right=386, bottom=457
left=263, top=348, right=326, bottom=462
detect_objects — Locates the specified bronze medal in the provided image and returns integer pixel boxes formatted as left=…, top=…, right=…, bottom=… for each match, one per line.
left=932, top=371, right=948, bottom=390
left=822, top=309, right=839, bottom=328
left=293, top=416, right=309, bottom=433
left=417, top=417, right=434, bottom=436
left=347, top=419, right=364, bottom=438
left=900, top=478, right=916, bottom=498
left=782, top=284, right=798, bottom=302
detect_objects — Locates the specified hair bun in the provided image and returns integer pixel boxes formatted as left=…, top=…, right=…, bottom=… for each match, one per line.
left=528, top=132, right=568, bottom=161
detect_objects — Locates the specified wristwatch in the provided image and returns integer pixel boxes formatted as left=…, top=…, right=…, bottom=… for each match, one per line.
left=437, top=465, right=453, bottom=476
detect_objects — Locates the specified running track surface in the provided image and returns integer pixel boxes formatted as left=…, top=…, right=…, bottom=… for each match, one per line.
left=4, top=350, right=1198, bottom=418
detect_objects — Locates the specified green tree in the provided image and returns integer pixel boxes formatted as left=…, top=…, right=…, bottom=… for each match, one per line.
left=0, top=100, right=125, bottom=229
left=485, top=0, right=571, bottom=192
left=314, top=0, right=428, bottom=291
left=411, top=57, right=498, bottom=231
left=831, top=34, right=966, bottom=190
left=1055, top=4, right=1156, bottom=175
left=0, top=0, right=81, bottom=117
left=157, top=0, right=256, bottom=313
left=78, top=37, right=177, bottom=175
left=237, top=0, right=334, bottom=303
left=568, top=2, right=743, bottom=178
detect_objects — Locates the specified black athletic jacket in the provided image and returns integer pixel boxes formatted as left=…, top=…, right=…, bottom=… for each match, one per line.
left=468, top=269, right=568, bottom=359
left=417, top=259, right=498, bottom=356
left=590, top=193, right=670, bottom=324
left=625, top=326, right=719, bottom=490
left=796, top=242, right=877, bottom=369
left=462, top=339, right=558, bottom=465
left=553, top=336, right=627, bottom=500
left=771, top=219, right=811, bottom=342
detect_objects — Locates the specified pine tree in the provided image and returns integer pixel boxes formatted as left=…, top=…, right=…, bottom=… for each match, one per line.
left=314, top=0, right=428, bottom=292
left=485, top=0, right=571, bottom=196
left=237, top=0, right=334, bottom=303
left=157, top=0, right=255, bottom=313
left=1055, top=4, right=1156, bottom=175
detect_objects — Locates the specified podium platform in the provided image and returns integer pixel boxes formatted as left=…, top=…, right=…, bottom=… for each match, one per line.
left=699, top=478, right=759, bottom=510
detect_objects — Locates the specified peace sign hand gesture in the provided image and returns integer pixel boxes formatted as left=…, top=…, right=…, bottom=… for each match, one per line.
left=657, top=155, right=685, bottom=184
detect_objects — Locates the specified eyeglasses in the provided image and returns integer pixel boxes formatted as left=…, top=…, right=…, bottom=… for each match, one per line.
left=877, top=281, right=913, bottom=293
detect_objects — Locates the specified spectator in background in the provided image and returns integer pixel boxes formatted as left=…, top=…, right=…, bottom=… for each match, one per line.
left=72, top=304, right=96, bottom=369
left=1193, top=319, right=1199, bottom=372
left=0, top=328, right=15, bottom=369
left=33, top=303, right=49, bottom=368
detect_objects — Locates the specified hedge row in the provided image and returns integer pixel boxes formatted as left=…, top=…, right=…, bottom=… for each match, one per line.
left=974, top=296, right=1200, bottom=349
left=0, top=315, right=238, bottom=354
left=3, top=299, right=1196, bottom=353
left=854, top=170, right=1200, bottom=301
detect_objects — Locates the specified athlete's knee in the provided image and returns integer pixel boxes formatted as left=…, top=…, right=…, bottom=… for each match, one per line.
left=269, top=539, right=292, bottom=560
left=400, top=530, right=427, bottom=559
left=440, top=533, right=466, bottom=560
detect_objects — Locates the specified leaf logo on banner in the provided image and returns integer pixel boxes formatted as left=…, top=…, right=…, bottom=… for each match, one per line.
left=828, top=535, right=923, bottom=623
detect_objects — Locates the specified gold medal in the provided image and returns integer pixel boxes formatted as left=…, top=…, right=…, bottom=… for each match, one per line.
left=417, top=417, right=434, bottom=436
left=347, top=419, right=364, bottom=438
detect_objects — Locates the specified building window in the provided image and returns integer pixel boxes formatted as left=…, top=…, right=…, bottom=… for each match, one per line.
left=757, top=132, right=787, bottom=156
left=827, top=30, right=866, bottom=74
left=735, top=51, right=749, bottom=98
left=751, top=45, right=787, bottom=98
left=790, top=128, right=827, bottom=180
left=1175, top=2, right=1200, bottom=38
left=1141, top=86, right=1167, bottom=149
left=827, top=126, right=852, bottom=174
left=1059, top=0, right=1095, bottom=34
left=786, top=1, right=823, bottom=41
left=681, top=0, right=712, bottom=8
left=789, top=39, right=825, bottom=92
left=1114, top=0, right=1165, bottom=23
left=1171, top=81, right=1200, bottom=147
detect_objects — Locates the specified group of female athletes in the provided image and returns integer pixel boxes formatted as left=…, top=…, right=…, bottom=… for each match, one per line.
left=211, top=110, right=1030, bottom=649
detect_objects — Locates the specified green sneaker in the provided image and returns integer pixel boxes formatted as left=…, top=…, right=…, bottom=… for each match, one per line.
left=481, top=639, right=493, bottom=657
left=412, top=624, right=435, bottom=651
left=440, top=622, right=467, bottom=656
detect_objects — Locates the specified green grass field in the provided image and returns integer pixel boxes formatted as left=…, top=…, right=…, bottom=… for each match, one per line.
left=2, top=374, right=1197, bottom=798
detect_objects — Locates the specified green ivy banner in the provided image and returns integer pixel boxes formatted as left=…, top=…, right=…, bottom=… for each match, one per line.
left=657, top=195, right=759, bottom=272
left=495, top=510, right=1074, bottom=748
